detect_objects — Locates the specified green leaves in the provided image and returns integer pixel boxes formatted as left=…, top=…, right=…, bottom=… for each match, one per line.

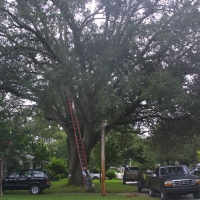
left=46, top=157, right=67, bottom=180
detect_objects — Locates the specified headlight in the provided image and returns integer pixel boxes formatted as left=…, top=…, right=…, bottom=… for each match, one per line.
left=164, top=180, right=173, bottom=187
left=195, top=179, right=200, bottom=185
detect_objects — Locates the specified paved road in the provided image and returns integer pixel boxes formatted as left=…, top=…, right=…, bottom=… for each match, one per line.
left=125, top=181, right=195, bottom=199
left=141, top=189, right=194, bottom=200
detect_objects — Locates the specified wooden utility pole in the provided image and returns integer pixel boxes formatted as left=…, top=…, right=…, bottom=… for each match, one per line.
left=99, top=140, right=101, bottom=183
left=0, top=155, right=3, bottom=196
left=101, top=121, right=105, bottom=196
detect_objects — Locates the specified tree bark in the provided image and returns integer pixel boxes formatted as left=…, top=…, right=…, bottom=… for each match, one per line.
left=0, top=155, right=3, bottom=196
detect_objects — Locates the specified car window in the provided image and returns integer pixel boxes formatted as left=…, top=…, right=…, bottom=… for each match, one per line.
left=20, top=170, right=32, bottom=178
left=33, top=171, right=45, bottom=178
left=7, top=171, right=20, bottom=179
left=166, top=166, right=186, bottom=174
left=27, top=170, right=32, bottom=177
left=160, top=168, right=168, bottom=175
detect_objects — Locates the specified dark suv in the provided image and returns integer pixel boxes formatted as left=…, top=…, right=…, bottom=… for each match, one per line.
left=2, top=169, right=51, bottom=194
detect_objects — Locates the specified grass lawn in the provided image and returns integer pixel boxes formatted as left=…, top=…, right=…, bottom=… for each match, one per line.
left=0, top=193, right=158, bottom=200
left=1, top=178, right=158, bottom=200
left=46, top=178, right=139, bottom=193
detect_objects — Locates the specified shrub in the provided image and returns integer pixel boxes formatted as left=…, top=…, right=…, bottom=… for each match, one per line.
left=46, top=157, right=67, bottom=181
left=106, top=170, right=116, bottom=180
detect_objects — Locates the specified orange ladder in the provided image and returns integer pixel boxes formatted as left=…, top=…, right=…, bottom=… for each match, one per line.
left=67, top=98, right=88, bottom=176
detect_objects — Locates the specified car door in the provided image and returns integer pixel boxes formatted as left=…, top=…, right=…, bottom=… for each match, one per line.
left=2, top=171, right=20, bottom=190
left=32, top=170, right=46, bottom=186
left=19, top=170, right=32, bottom=189
left=153, top=168, right=161, bottom=191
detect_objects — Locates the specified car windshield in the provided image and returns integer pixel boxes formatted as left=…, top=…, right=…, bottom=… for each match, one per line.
left=160, top=166, right=188, bottom=175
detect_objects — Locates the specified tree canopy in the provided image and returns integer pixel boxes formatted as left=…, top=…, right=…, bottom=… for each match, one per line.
left=1, top=0, right=200, bottom=184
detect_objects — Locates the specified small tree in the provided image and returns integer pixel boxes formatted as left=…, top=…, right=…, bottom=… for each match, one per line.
left=46, top=157, right=66, bottom=181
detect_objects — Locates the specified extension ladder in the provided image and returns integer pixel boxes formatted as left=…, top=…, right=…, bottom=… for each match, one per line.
left=67, top=98, right=88, bottom=173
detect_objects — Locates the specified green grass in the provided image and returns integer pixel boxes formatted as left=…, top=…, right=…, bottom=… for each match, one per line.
left=46, top=178, right=139, bottom=193
left=1, top=178, right=158, bottom=200
left=0, top=193, right=158, bottom=200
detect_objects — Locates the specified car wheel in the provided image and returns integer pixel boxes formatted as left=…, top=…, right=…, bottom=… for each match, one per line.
left=29, top=184, right=41, bottom=195
left=149, top=185, right=156, bottom=197
left=137, top=181, right=142, bottom=193
left=160, top=188, right=168, bottom=200
left=193, top=191, right=200, bottom=199
left=93, top=177, right=99, bottom=180
left=137, top=185, right=142, bottom=193
left=123, top=178, right=126, bottom=184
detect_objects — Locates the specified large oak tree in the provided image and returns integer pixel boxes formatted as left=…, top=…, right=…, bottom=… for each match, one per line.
left=1, top=0, right=200, bottom=184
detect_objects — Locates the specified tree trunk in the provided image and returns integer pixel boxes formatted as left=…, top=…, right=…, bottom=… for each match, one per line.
left=68, top=149, right=84, bottom=185
left=62, top=124, right=95, bottom=185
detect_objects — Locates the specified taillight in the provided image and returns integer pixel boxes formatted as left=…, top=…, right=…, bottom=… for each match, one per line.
left=47, top=179, right=50, bottom=184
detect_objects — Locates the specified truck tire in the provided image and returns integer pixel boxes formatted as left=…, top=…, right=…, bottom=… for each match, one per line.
left=193, top=191, right=200, bottom=199
left=137, top=181, right=143, bottom=193
left=149, top=186, right=156, bottom=197
left=137, top=186, right=142, bottom=193
left=123, top=178, right=126, bottom=184
left=137, top=183, right=142, bottom=193
left=160, top=188, right=168, bottom=200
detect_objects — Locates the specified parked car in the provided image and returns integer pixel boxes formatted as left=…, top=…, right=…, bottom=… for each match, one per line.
left=116, top=172, right=123, bottom=179
left=2, top=169, right=51, bottom=194
left=189, top=166, right=196, bottom=173
left=89, top=170, right=101, bottom=180
left=68, top=170, right=101, bottom=180
left=146, top=165, right=200, bottom=200
left=191, top=169, right=200, bottom=177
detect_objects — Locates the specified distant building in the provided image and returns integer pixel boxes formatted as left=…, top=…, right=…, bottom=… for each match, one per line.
left=0, top=140, right=48, bottom=177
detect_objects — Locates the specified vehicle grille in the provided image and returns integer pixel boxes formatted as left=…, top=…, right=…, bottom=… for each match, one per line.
left=172, top=179, right=195, bottom=187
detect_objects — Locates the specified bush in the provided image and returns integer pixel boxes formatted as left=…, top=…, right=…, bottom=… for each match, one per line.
left=106, top=170, right=116, bottom=180
left=46, top=157, right=67, bottom=181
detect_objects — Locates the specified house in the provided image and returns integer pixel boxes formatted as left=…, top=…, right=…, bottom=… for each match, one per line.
left=0, top=141, right=48, bottom=177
